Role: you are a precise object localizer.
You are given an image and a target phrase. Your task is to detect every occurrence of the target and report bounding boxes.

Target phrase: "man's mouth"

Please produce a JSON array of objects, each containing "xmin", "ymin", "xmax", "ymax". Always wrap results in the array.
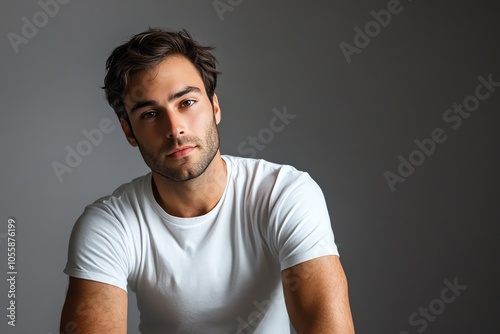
[{"xmin": 166, "ymin": 146, "xmax": 196, "ymax": 158}]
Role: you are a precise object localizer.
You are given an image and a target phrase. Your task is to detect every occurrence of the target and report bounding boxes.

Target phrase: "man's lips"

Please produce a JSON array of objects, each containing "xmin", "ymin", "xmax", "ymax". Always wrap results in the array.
[{"xmin": 166, "ymin": 146, "xmax": 196, "ymax": 158}]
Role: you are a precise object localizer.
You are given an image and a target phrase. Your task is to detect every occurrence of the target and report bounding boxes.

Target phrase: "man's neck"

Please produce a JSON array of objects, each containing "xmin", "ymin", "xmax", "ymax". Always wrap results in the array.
[{"xmin": 151, "ymin": 153, "xmax": 227, "ymax": 218}]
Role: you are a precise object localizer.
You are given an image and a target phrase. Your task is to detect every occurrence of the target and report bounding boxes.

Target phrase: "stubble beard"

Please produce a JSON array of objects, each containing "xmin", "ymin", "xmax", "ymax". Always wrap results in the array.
[{"xmin": 136, "ymin": 119, "xmax": 220, "ymax": 182}]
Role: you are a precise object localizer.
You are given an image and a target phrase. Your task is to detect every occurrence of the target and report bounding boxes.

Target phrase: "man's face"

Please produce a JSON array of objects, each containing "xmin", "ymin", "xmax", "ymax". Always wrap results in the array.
[{"xmin": 122, "ymin": 55, "xmax": 221, "ymax": 182}]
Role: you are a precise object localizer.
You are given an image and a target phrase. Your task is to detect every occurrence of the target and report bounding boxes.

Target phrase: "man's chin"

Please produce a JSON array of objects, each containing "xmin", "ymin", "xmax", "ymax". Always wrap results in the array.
[
  {"xmin": 147, "ymin": 146, "xmax": 218, "ymax": 183},
  {"xmin": 152, "ymin": 165, "xmax": 202, "ymax": 183}
]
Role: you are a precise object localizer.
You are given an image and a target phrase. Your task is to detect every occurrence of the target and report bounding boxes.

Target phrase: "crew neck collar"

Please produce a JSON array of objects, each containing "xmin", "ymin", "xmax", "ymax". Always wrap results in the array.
[{"xmin": 145, "ymin": 155, "xmax": 232, "ymax": 227}]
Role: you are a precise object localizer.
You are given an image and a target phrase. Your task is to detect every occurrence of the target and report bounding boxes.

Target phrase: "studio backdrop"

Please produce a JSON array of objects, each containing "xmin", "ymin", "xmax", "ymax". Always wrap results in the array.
[{"xmin": 1, "ymin": 0, "xmax": 498, "ymax": 333}]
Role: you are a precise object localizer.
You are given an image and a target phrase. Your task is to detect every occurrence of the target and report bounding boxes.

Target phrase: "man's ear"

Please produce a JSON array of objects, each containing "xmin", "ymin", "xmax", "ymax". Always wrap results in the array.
[
  {"xmin": 212, "ymin": 93, "xmax": 221, "ymax": 125},
  {"xmin": 120, "ymin": 118, "xmax": 138, "ymax": 147}
]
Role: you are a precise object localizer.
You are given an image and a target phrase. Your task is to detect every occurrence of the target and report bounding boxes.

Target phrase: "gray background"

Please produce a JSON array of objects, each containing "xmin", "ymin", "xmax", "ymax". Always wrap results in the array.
[{"xmin": 1, "ymin": 0, "xmax": 499, "ymax": 333}]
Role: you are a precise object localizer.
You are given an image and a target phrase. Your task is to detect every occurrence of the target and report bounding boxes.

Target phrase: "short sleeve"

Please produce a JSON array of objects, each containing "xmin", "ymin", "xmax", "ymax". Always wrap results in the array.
[
  {"xmin": 63, "ymin": 206, "xmax": 130, "ymax": 292},
  {"xmin": 269, "ymin": 171, "xmax": 339, "ymax": 271}
]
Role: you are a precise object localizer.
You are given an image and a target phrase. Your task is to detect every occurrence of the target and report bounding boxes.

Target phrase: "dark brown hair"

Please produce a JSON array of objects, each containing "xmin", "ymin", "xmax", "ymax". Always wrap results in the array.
[{"xmin": 103, "ymin": 28, "xmax": 219, "ymax": 120}]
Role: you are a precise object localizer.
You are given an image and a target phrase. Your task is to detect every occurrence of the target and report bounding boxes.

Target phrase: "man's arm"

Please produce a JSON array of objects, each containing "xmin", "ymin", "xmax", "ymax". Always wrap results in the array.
[
  {"xmin": 60, "ymin": 277, "xmax": 127, "ymax": 334},
  {"xmin": 281, "ymin": 255, "xmax": 354, "ymax": 334}
]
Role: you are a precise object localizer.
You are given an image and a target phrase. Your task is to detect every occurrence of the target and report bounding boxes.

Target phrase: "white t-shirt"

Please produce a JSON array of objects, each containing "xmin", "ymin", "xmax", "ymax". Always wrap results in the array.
[{"xmin": 64, "ymin": 155, "xmax": 339, "ymax": 334}]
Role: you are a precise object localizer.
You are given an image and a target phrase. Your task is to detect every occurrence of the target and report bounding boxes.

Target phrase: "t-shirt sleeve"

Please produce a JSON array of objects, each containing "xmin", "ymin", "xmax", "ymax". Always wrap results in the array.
[
  {"xmin": 63, "ymin": 206, "xmax": 130, "ymax": 292},
  {"xmin": 269, "ymin": 170, "xmax": 339, "ymax": 271}
]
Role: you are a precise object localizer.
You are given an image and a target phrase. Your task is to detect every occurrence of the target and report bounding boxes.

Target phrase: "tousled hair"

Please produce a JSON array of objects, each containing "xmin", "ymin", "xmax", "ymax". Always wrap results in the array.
[{"xmin": 102, "ymin": 28, "xmax": 220, "ymax": 120}]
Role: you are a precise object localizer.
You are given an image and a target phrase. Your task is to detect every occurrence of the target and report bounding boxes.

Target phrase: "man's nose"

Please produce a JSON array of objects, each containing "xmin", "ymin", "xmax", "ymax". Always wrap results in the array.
[{"xmin": 164, "ymin": 111, "xmax": 185, "ymax": 138}]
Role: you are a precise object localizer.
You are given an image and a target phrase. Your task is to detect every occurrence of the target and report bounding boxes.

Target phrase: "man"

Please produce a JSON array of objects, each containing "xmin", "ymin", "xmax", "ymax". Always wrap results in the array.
[{"xmin": 60, "ymin": 28, "xmax": 354, "ymax": 334}]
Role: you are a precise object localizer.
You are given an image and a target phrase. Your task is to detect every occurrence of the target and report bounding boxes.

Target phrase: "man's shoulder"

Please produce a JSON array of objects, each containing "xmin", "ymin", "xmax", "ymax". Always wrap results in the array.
[
  {"xmin": 223, "ymin": 155, "xmax": 312, "ymax": 190},
  {"xmin": 223, "ymin": 155, "xmax": 299, "ymax": 175},
  {"xmin": 84, "ymin": 173, "xmax": 151, "ymax": 217}
]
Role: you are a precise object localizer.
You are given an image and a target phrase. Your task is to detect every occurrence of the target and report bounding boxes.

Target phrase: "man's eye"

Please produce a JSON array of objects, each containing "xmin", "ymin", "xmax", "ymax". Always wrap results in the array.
[
  {"xmin": 140, "ymin": 111, "xmax": 158, "ymax": 120},
  {"xmin": 180, "ymin": 99, "xmax": 196, "ymax": 108}
]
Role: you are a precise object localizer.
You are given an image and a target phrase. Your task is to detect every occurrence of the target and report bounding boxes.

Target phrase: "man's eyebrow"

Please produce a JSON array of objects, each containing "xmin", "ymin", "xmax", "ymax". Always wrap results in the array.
[
  {"xmin": 129, "ymin": 86, "xmax": 203, "ymax": 114},
  {"xmin": 130, "ymin": 100, "xmax": 158, "ymax": 114},
  {"xmin": 168, "ymin": 86, "xmax": 202, "ymax": 102}
]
